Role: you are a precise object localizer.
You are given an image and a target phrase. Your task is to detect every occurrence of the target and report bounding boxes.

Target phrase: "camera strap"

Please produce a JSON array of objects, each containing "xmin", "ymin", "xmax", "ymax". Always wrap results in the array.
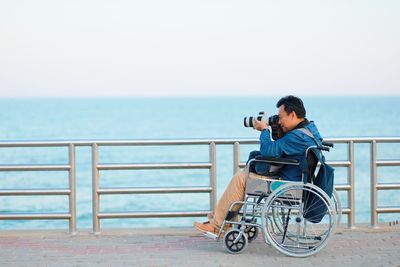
[{"xmin": 297, "ymin": 128, "xmax": 322, "ymax": 147}]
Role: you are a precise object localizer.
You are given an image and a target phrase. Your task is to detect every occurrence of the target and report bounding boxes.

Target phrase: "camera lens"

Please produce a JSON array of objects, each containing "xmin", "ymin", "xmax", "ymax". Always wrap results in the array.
[
  {"xmin": 244, "ymin": 111, "xmax": 268, "ymax": 128},
  {"xmin": 243, "ymin": 116, "xmax": 255, "ymax": 127}
]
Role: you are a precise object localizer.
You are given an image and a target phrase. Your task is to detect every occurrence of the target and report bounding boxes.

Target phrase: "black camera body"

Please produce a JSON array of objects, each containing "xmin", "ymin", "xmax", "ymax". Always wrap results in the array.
[
  {"xmin": 243, "ymin": 112, "xmax": 284, "ymax": 140},
  {"xmin": 268, "ymin": 114, "xmax": 285, "ymax": 140}
]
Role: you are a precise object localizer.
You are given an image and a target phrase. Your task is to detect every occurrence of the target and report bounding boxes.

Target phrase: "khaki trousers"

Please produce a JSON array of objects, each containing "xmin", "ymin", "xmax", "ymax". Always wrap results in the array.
[{"xmin": 210, "ymin": 171, "xmax": 247, "ymax": 228}]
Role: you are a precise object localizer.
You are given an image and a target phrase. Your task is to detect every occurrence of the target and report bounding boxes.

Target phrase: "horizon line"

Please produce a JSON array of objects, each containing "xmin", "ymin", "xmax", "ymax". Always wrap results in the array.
[{"xmin": 1, "ymin": 94, "xmax": 400, "ymax": 99}]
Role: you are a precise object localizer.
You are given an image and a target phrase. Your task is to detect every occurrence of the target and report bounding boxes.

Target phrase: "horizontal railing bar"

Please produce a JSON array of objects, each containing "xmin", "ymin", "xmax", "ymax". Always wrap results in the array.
[
  {"xmin": 0, "ymin": 164, "xmax": 70, "ymax": 171},
  {"xmin": 341, "ymin": 208, "xmax": 351, "ymax": 214},
  {"xmin": 95, "ymin": 139, "xmax": 259, "ymax": 146},
  {"xmin": 376, "ymin": 160, "xmax": 400, "ymax": 166},
  {"xmin": 0, "ymin": 139, "xmax": 258, "ymax": 147},
  {"xmin": 327, "ymin": 161, "xmax": 351, "ymax": 167},
  {"xmin": 0, "ymin": 142, "xmax": 72, "ymax": 147},
  {"xmin": 97, "ymin": 162, "xmax": 212, "ymax": 170},
  {"xmin": 98, "ymin": 186, "xmax": 213, "ymax": 195},
  {"xmin": 324, "ymin": 137, "xmax": 400, "ymax": 143},
  {"xmin": 376, "ymin": 207, "xmax": 400, "ymax": 213},
  {"xmin": 0, "ymin": 213, "xmax": 71, "ymax": 220},
  {"xmin": 334, "ymin": 185, "xmax": 352, "ymax": 191},
  {"xmin": 1, "ymin": 137, "xmax": 400, "ymax": 147},
  {"xmin": 238, "ymin": 163, "xmax": 246, "ymax": 168},
  {"xmin": 0, "ymin": 189, "xmax": 71, "ymax": 196},
  {"xmin": 376, "ymin": 184, "xmax": 400, "ymax": 190},
  {"xmin": 98, "ymin": 211, "xmax": 209, "ymax": 219}
]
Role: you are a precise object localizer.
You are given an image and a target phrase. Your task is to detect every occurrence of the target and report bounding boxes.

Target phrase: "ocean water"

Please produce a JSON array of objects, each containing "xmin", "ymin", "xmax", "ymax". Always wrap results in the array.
[{"xmin": 0, "ymin": 96, "xmax": 399, "ymax": 230}]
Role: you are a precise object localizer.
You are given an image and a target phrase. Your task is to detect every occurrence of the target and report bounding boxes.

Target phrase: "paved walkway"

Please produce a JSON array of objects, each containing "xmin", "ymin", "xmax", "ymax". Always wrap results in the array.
[{"xmin": 1, "ymin": 226, "xmax": 399, "ymax": 267}]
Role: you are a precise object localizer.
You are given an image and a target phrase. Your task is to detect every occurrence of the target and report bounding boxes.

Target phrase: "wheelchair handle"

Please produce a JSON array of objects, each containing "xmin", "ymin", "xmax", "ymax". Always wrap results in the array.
[
  {"xmin": 322, "ymin": 141, "xmax": 334, "ymax": 148},
  {"xmin": 319, "ymin": 146, "xmax": 330, "ymax": 152}
]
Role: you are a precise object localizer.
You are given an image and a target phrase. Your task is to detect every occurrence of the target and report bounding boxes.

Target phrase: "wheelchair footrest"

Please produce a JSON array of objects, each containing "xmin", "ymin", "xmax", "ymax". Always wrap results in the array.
[{"xmin": 203, "ymin": 231, "xmax": 218, "ymax": 240}]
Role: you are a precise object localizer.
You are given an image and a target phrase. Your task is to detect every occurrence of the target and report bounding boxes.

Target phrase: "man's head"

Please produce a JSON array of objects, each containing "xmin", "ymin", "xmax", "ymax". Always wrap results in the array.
[{"xmin": 276, "ymin": 95, "xmax": 306, "ymax": 133}]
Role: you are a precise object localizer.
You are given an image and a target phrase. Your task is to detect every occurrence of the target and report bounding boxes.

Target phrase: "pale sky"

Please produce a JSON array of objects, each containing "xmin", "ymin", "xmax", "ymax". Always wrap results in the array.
[{"xmin": 0, "ymin": 0, "xmax": 399, "ymax": 97}]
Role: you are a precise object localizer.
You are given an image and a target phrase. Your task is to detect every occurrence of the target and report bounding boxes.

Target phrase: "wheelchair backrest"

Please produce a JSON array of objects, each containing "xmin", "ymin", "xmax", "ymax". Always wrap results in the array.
[
  {"xmin": 302, "ymin": 146, "xmax": 335, "ymax": 223},
  {"xmin": 301, "ymin": 147, "xmax": 321, "ymax": 183}
]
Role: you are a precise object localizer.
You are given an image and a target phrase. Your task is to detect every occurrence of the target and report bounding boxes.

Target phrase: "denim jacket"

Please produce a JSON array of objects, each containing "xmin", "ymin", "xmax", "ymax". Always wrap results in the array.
[{"xmin": 256, "ymin": 120, "xmax": 323, "ymax": 181}]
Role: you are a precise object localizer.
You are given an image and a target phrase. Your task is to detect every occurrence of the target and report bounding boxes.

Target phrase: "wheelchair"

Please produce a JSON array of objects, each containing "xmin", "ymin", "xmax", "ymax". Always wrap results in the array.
[{"xmin": 204, "ymin": 142, "xmax": 342, "ymax": 257}]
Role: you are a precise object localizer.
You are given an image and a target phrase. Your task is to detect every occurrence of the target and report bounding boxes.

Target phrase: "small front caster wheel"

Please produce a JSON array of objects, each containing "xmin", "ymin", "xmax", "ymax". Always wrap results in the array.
[
  {"xmin": 224, "ymin": 229, "xmax": 248, "ymax": 254},
  {"xmin": 245, "ymin": 226, "xmax": 259, "ymax": 242}
]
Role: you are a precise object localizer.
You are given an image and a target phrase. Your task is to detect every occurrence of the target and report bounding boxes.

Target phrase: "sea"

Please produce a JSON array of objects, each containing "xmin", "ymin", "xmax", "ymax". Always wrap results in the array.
[{"xmin": 0, "ymin": 96, "xmax": 399, "ymax": 230}]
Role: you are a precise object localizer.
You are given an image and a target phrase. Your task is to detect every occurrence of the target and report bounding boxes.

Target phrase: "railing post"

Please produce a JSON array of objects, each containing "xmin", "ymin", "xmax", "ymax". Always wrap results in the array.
[
  {"xmin": 348, "ymin": 140, "xmax": 355, "ymax": 228},
  {"xmin": 68, "ymin": 144, "xmax": 77, "ymax": 235},
  {"xmin": 370, "ymin": 140, "xmax": 378, "ymax": 228},
  {"xmin": 233, "ymin": 142, "xmax": 240, "ymax": 174},
  {"xmin": 92, "ymin": 143, "xmax": 100, "ymax": 234},
  {"xmin": 209, "ymin": 142, "xmax": 217, "ymax": 211}
]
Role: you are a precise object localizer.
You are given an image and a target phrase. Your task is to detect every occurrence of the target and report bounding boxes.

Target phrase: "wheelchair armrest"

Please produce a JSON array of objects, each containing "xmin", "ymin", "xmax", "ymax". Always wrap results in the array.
[{"xmin": 253, "ymin": 156, "xmax": 299, "ymax": 165}]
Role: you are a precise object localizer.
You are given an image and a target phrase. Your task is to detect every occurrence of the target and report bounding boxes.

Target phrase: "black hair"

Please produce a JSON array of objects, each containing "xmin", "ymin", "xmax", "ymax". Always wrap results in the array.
[{"xmin": 276, "ymin": 95, "xmax": 306, "ymax": 118}]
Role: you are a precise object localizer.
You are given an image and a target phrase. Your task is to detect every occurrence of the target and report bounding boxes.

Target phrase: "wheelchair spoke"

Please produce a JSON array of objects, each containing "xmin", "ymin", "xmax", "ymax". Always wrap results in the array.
[
  {"xmin": 281, "ymin": 208, "xmax": 291, "ymax": 244},
  {"xmin": 296, "ymin": 218, "xmax": 301, "ymax": 246}
]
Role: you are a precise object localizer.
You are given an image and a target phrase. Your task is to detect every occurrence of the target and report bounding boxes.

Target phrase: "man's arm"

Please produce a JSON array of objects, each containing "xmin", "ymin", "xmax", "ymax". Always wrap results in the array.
[
  {"xmin": 254, "ymin": 117, "xmax": 284, "ymax": 157},
  {"xmin": 259, "ymin": 129, "xmax": 284, "ymax": 157}
]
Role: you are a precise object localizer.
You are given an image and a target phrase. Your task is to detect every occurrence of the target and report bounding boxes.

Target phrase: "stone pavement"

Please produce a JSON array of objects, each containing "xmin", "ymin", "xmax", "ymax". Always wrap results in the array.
[{"xmin": 0, "ymin": 226, "xmax": 399, "ymax": 267}]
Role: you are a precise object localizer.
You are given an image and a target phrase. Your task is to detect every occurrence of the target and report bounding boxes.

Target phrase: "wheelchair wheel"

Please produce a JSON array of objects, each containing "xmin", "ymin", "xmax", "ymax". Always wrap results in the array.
[
  {"xmin": 245, "ymin": 225, "xmax": 259, "ymax": 242},
  {"xmin": 270, "ymin": 199, "xmax": 291, "ymax": 235},
  {"xmin": 261, "ymin": 183, "xmax": 337, "ymax": 257},
  {"xmin": 224, "ymin": 229, "xmax": 248, "ymax": 254},
  {"xmin": 270, "ymin": 189, "xmax": 342, "ymax": 238},
  {"xmin": 237, "ymin": 218, "xmax": 259, "ymax": 242},
  {"xmin": 269, "ymin": 199, "xmax": 315, "ymax": 245}
]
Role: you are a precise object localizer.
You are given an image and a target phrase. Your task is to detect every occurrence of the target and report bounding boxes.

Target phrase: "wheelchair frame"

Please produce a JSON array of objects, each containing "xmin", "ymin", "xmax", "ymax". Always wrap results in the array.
[{"xmin": 203, "ymin": 144, "xmax": 341, "ymax": 257}]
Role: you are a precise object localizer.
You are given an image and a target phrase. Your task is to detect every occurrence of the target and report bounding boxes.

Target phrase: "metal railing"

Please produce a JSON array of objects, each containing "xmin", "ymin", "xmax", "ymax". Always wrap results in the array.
[
  {"xmin": 0, "ymin": 142, "xmax": 77, "ymax": 234},
  {"xmin": 370, "ymin": 139, "xmax": 400, "ymax": 228},
  {"xmin": 1, "ymin": 137, "xmax": 399, "ymax": 232},
  {"xmin": 91, "ymin": 140, "xmax": 219, "ymax": 234}
]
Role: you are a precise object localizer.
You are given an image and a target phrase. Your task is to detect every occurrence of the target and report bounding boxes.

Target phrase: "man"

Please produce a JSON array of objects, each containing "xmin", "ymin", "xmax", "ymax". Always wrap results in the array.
[{"xmin": 194, "ymin": 95, "xmax": 323, "ymax": 234}]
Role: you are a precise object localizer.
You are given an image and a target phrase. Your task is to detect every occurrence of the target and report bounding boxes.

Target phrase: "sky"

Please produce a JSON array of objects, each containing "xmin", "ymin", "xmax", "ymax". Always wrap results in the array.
[{"xmin": 0, "ymin": 0, "xmax": 399, "ymax": 97}]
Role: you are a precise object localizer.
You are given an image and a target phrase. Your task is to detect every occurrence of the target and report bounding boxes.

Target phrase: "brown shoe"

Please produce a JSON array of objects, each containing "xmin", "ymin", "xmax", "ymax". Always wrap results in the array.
[{"xmin": 193, "ymin": 221, "xmax": 219, "ymax": 234}]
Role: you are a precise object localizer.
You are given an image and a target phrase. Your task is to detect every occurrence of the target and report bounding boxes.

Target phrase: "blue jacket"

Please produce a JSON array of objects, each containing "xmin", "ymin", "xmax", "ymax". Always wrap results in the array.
[{"xmin": 258, "ymin": 121, "xmax": 323, "ymax": 181}]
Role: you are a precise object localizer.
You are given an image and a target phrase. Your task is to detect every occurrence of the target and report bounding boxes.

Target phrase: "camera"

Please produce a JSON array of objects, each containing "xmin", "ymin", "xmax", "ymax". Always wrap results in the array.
[
  {"xmin": 243, "ymin": 111, "xmax": 267, "ymax": 128},
  {"xmin": 243, "ymin": 112, "xmax": 284, "ymax": 140}
]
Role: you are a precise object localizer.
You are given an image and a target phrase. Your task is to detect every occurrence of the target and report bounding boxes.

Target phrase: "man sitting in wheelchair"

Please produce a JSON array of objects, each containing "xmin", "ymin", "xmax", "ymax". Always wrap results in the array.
[{"xmin": 193, "ymin": 95, "xmax": 337, "ymax": 257}]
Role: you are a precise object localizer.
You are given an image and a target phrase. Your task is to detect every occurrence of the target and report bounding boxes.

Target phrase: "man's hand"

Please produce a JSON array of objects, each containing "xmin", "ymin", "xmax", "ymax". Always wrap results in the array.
[{"xmin": 254, "ymin": 118, "xmax": 268, "ymax": 131}]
